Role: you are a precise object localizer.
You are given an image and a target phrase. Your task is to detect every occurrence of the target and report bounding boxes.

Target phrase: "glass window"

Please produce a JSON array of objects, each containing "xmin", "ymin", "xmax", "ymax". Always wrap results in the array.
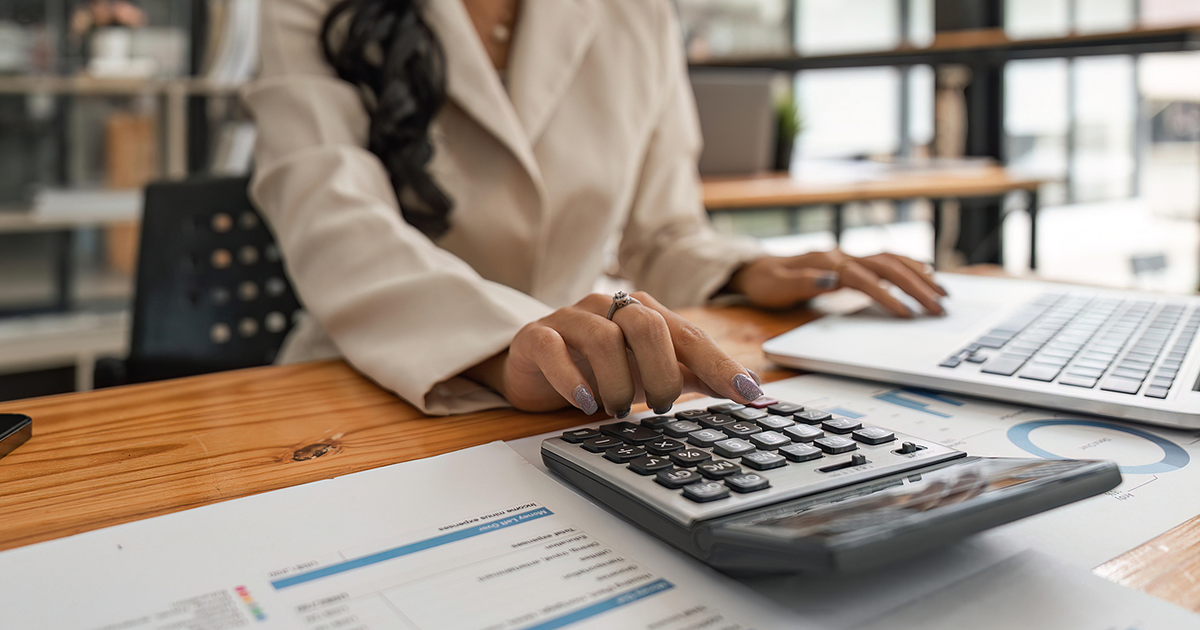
[
  {"xmin": 796, "ymin": 0, "xmax": 899, "ymax": 55},
  {"xmin": 678, "ymin": 0, "xmax": 792, "ymax": 60}
]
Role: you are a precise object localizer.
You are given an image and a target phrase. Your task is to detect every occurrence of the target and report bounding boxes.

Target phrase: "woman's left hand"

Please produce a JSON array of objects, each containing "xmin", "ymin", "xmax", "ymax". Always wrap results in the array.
[{"xmin": 727, "ymin": 250, "xmax": 948, "ymax": 317}]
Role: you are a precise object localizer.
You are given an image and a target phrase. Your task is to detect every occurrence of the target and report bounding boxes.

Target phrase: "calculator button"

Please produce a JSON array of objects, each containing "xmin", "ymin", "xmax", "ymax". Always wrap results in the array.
[
  {"xmin": 782, "ymin": 424, "xmax": 824, "ymax": 443},
  {"xmin": 627, "ymin": 455, "xmax": 674, "ymax": 475},
  {"xmin": 748, "ymin": 431, "xmax": 792, "ymax": 450},
  {"xmin": 1144, "ymin": 386, "xmax": 1169, "ymax": 399},
  {"xmin": 662, "ymin": 420, "xmax": 704, "ymax": 438},
  {"xmin": 673, "ymin": 409, "xmax": 710, "ymax": 421},
  {"xmin": 599, "ymin": 422, "xmax": 659, "ymax": 443},
  {"xmin": 656, "ymin": 468, "xmax": 703, "ymax": 489},
  {"xmin": 745, "ymin": 397, "xmax": 779, "ymax": 409},
  {"xmin": 853, "ymin": 427, "xmax": 896, "ymax": 445},
  {"xmin": 582, "ymin": 436, "xmax": 623, "ymax": 452},
  {"xmin": 604, "ymin": 445, "xmax": 646, "ymax": 463},
  {"xmin": 778, "ymin": 443, "xmax": 823, "ymax": 462},
  {"xmin": 725, "ymin": 473, "xmax": 771, "ymax": 493},
  {"xmin": 707, "ymin": 402, "xmax": 745, "ymax": 414},
  {"xmin": 645, "ymin": 438, "xmax": 685, "ymax": 455},
  {"xmin": 821, "ymin": 417, "xmax": 863, "ymax": 434},
  {"xmin": 687, "ymin": 429, "xmax": 729, "ymax": 448},
  {"xmin": 731, "ymin": 408, "xmax": 769, "ymax": 422},
  {"xmin": 712, "ymin": 438, "xmax": 757, "ymax": 458},
  {"xmin": 697, "ymin": 413, "xmax": 737, "ymax": 429},
  {"xmin": 639, "ymin": 415, "xmax": 675, "ymax": 430},
  {"xmin": 767, "ymin": 402, "xmax": 805, "ymax": 416},
  {"xmin": 755, "ymin": 415, "xmax": 795, "ymax": 430},
  {"xmin": 795, "ymin": 410, "xmax": 832, "ymax": 425},
  {"xmin": 669, "ymin": 449, "xmax": 712, "ymax": 467},
  {"xmin": 819, "ymin": 453, "xmax": 870, "ymax": 473},
  {"xmin": 697, "ymin": 459, "xmax": 742, "ymax": 479},
  {"xmin": 682, "ymin": 482, "xmax": 730, "ymax": 503},
  {"xmin": 742, "ymin": 451, "xmax": 788, "ymax": 471},
  {"xmin": 561, "ymin": 428, "xmax": 600, "ymax": 443},
  {"xmin": 722, "ymin": 422, "xmax": 763, "ymax": 438},
  {"xmin": 814, "ymin": 436, "xmax": 858, "ymax": 454}
]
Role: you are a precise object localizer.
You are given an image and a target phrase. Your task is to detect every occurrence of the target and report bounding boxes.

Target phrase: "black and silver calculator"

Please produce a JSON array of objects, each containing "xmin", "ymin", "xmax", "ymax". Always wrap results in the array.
[{"xmin": 541, "ymin": 399, "xmax": 1121, "ymax": 574}]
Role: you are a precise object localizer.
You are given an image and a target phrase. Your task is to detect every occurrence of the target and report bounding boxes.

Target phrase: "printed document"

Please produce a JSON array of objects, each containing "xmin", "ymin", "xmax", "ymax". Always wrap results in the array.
[{"xmin": 2, "ymin": 442, "xmax": 800, "ymax": 630}]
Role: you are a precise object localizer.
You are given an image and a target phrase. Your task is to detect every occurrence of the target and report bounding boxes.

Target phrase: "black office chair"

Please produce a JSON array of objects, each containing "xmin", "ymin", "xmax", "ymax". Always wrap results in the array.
[{"xmin": 94, "ymin": 176, "xmax": 303, "ymax": 387}]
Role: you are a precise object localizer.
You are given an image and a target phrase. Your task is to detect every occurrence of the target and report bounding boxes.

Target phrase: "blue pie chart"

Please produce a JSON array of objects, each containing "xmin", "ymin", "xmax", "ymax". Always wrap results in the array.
[{"xmin": 1007, "ymin": 420, "xmax": 1190, "ymax": 474}]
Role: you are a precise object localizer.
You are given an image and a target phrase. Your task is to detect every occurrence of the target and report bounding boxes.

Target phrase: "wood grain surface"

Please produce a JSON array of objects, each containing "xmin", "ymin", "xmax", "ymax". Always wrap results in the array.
[
  {"xmin": 0, "ymin": 301, "xmax": 1197, "ymax": 613},
  {"xmin": 0, "ymin": 304, "xmax": 813, "ymax": 552},
  {"xmin": 701, "ymin": 166, "xmax": 1041, "ymax": 210}
]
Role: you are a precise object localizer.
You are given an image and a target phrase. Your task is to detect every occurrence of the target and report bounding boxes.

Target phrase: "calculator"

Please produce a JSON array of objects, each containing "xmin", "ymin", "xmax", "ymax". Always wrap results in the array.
[{"xmin": 541, "ymin": 399, "xmax": 1122, "ymax": 574}]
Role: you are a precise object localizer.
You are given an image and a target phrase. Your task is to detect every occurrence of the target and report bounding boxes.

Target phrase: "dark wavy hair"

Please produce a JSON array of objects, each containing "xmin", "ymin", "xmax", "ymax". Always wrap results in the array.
[{"xmin": 321, "ymin": 0, "xmax": 453, "ymax": 239}]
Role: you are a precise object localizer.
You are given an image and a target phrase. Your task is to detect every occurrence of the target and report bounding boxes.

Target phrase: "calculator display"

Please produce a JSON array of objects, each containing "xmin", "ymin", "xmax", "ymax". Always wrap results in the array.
[{"xmin": 723, "ymin": 458, "xmax": 1101, "ymax": 540}]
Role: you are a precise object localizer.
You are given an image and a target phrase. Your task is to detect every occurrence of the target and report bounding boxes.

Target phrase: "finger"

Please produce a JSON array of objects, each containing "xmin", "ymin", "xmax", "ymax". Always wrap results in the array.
[
  {"xmin": 893, "ymin": 255, "xmax": 949, "ymax": 297},
  {"xmin": 632, "ymin": 292, "xmax": 764, "ymax": 403},
  {"xmin": 857, "ymin": 256, "xmax": 945, "ymax": 315},
  {"xmin": 547, "ymin": 309, "xmax": 637, "ymax": 417},
  {"xmin": 512, "ymin": 325, "xmax": 599, "ymax": 414},
  {"xmin": 678, "ymin": 363, "xmax": 722, "ymax": 398},
  {"xmin": 837, "ymin": 261, "xmax": 913, "ymax": 318},
  {"xmin": 610, "ymin": 304, "xmax": 683, "ymax": 414}
]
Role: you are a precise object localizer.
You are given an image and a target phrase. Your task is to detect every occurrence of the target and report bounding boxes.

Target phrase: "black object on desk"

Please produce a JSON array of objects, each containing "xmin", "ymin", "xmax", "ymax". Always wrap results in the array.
[{"xmin": 0, "ymin": 414, "xmax": 32, "ymax": 460}]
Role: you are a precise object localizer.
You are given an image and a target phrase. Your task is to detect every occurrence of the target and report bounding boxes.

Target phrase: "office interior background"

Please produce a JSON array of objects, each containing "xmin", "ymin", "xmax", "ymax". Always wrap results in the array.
[{"xmin": 0, "ymin": 0, "xmax": 1197, "ymax": 401}]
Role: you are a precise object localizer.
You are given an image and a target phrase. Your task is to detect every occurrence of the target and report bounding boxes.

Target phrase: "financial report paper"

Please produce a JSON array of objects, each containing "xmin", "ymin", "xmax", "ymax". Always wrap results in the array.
[{"xmin": 1, "ymin": 442, "xmax": 799, "ymax": 630}]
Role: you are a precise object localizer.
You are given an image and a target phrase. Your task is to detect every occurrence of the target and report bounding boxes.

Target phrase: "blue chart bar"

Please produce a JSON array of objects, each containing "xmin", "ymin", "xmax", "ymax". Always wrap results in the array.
[
  {"xmin": 523, "ymin": 579, "xmax": 675, "ymax": 630},
  {"xmin": 873, "ymin": 391, "xmax": 953, "ymax": 418},
  {"xmin": 901, "ymin": 388, "xmax": 964, "ymax": 407},
  {"xmin": 272, "ymin": 508, "xmax": 554, "ymax": 589}
]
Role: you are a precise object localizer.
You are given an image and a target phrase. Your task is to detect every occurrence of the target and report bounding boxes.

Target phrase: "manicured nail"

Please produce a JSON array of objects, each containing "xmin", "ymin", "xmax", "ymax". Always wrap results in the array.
[
  {"xmin": 573, "ymin": 385, "xmax": 598, "ymax": 415},
  {"xmin": 748, "ymin": 369, "xmax": 762, "ymax": 385},
  {"xmin": 653, "ymin": 404, "xmax": 673, "ymax": 415},
  {"xmin": 934, "ymin": 283, "xmax": 950, "ymax": 296},
  {"xmin": 732, "ymin": 373, "xmax": 763, "ymax": 402},
  {"xmin": 616, "ymin": 407, "xmax": 631, "ymax": 419},
  {"xmin": 815, "ymin": 271, "xmax": 840, "ymax": 289}
]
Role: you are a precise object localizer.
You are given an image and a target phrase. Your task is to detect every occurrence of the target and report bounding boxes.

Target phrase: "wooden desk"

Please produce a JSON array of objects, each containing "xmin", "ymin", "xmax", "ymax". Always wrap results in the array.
[
  {"xmin": 701, "ymin": 165, "xmax": 1045, "ymax": 269},
  {"xmin": 0, "ymin": 304, "xmax": 1195, "ymax": 611}
]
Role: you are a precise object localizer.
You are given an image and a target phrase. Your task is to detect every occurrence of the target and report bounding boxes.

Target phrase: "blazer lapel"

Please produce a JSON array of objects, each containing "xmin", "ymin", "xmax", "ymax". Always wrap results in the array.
[
  {"xmin": 423, "ymin": 0, "xmax": 543, "ymax": 191},
  {"xmin": 507, "ymin": 0, "xmax": 600, "ymax": 144}
]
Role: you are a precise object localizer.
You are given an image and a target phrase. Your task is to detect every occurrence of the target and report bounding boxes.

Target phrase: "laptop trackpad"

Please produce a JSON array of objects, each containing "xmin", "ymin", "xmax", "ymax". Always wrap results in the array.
[{"xmin": 812, "ymin": 286, "xmax": 1001, "ymax": 335}]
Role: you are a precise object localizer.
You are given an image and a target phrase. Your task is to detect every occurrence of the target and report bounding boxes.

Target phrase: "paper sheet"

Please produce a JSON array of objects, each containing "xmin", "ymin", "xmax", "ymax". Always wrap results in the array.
[
  {"xmin": 850, "ymin": 550, "xmax": 1199, "ymax": 630},
  {"xmin": 1, "ymin": 443, "xmax": 804, "ymax": 630}
]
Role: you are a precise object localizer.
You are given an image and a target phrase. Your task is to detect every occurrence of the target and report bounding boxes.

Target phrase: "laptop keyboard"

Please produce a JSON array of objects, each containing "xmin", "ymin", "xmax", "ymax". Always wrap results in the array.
[{"xmin": 940, "ymin": 293, "xmax": 1199, "ymax": 399}]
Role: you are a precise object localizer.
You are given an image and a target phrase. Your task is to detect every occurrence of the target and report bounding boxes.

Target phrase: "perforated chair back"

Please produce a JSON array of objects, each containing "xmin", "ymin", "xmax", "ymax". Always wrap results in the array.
[{"xmin": 121, "ymin": 176, "xmax": 302, "ymax": 383}]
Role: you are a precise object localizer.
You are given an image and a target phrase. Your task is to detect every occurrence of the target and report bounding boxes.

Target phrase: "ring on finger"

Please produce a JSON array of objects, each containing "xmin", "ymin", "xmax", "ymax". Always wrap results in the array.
[{"xmin": 606, "ymin": 291, "xmax": 641, "ymax": 320}]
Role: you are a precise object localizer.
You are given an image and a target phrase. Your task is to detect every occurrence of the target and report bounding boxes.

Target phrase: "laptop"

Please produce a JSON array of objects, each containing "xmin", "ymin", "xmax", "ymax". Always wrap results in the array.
[{"xmin": 762, "ymin": 274, "xmax": 1200, "ymax": 429}]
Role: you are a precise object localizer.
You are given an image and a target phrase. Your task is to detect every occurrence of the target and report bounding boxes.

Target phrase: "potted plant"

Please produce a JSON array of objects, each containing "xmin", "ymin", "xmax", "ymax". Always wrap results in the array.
[{"xmin": 773, "ymin": 92, "xmax": 802, "ymax": 172}]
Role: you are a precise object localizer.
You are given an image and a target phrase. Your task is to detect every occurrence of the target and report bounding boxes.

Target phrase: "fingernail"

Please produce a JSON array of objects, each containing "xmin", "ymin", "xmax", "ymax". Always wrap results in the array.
[
  {"xmin": 748, "ymin": 369, "xmax": 762, "ymax": 385},
  {"xmin": 653, "ymin": 404, "xmax": 673, "ymax": 415},
  {"xmin": 616, "ymin": 407, "xmax": 631, "ymax": 419},
  {"xmin": 732, "ymin": 373, "xmax": 763, "ymax": 402},
  {"xmin": 815, "ymin": 271, "xmax": 840, "ymax": 289},
  {"xmin": 935, "ymin": 283, "xmax": 950, "ymax": 296},
  {"xmin": 573, "ymin": 385, "xmax": 598, "ymax": 415}
]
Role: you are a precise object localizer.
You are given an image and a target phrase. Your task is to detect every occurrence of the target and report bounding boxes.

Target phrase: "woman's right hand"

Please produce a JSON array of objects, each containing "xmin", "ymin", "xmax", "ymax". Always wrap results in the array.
[{"xmin": 465, "ymin": 291, "xmax": 764, "ymax": 417}]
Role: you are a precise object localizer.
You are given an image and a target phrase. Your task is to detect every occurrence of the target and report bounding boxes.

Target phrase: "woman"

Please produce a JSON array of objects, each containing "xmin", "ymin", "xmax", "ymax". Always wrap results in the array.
[{"xmin": 244, "ymin": 0, "xmax": 945, "ymax": 418}]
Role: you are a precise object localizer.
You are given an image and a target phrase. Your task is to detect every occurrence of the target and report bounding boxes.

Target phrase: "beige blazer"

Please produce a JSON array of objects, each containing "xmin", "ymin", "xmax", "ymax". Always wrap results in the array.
[{"xmin": 244, "ymin": 0, "xmax": 764, "ymax": 414}]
